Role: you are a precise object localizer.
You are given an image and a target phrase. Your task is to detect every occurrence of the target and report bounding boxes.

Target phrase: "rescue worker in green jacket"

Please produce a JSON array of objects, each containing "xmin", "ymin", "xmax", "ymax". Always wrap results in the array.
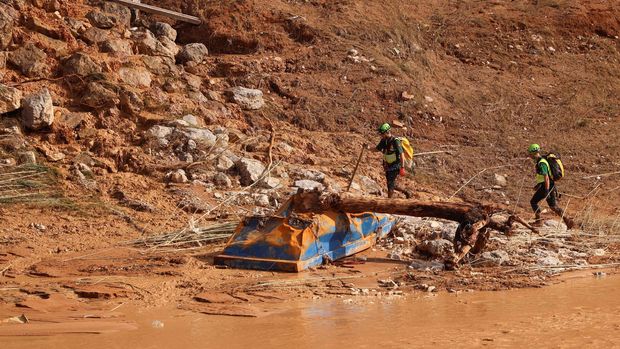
[
  {"xmin": 373, "ymin": 123, "xmax": 407, "ymax": 198},
  {"xmin": 528, "ymin": 144, "xmax": 575, "ymax": 229}
]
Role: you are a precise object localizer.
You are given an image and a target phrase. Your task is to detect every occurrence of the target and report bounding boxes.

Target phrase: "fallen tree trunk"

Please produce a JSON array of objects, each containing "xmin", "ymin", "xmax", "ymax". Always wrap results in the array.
[
  {"xmin": 292, "ymin": 191, "xmax": 493, "ymax": 221},
  {"xmin": 292, "ymin": 191, "xmax": 537, "ymax": 269}
]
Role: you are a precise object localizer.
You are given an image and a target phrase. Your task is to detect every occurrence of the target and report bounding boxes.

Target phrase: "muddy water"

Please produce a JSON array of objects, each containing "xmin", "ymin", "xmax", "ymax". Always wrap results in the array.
[{"xmin": 4, "ymin": 274, "xmax": 620, "ymax": 349}]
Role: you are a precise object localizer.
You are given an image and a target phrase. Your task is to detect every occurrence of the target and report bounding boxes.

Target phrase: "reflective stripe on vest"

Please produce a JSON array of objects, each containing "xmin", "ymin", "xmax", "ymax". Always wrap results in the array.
[
  {"xmin": 384, "ymin": 153, "xmax": 398, "ymax": 164},
  {"xmin": 536, "ymin": 158, "xmax": 550, "ymax": 184}
]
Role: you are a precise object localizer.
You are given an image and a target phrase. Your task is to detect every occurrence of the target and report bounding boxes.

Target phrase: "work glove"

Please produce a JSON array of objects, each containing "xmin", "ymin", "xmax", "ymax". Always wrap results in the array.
[{"xmin": 399, "ymin": 167, "xmax": 406, "ymax": 177}]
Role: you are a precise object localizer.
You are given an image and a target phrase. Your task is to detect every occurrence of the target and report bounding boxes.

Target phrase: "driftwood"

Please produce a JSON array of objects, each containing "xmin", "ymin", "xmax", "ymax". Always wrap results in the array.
[{"xmin": 292, "ymin": 191, "xmax": 537, "ymax": 269}]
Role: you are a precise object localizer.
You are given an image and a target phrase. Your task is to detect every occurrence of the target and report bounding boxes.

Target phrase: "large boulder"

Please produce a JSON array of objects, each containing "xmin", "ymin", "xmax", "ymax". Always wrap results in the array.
[
  {"xmin": 236, "ymin": 158, "xmax": 266, "ymax": 186},
  {"xmin": 86, "ymin": 10, "xmax": 117, "ymax": 29},
  {"xmin": 176, "ymin": 43, "xmax": 208, "ymax": 64},
  {"xmin": 119, "ymin": 67, "xmax": 152, "ymax": 88},
  {"xmin": 0, "ymin": 6, "xmax": 13, "ymax": 50},
  {"xmin": 21, "ymin": 88, "xmax": 54, "ymax": 130},
  {"xmin": 151, "ymin": 22, "xmax": 177, "ymax": 41},
  {"xmin": 8, "ymin": 43, "xmax": 48, "ymax": 77},
  {"xmin": 226, "ymin": 87, "xmax": 265, "ymax": 110},
  {"xmin": 0, "ymin": 84, "xmax": 22, "ymax": 114},
  {"xmin": 62, "ymin": 52, "xmax": 102, "ymax": 76}
]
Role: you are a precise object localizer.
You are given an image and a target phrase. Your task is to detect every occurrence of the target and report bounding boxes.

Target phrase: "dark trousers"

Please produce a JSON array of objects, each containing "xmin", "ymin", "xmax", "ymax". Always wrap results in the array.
[
  {"xmin": 530, "ymin": 182, "xmax": 558, "ymax": 213},
  {"xmin": 385, "ymin": 169, "xmax": 399, "ymax": 192}
]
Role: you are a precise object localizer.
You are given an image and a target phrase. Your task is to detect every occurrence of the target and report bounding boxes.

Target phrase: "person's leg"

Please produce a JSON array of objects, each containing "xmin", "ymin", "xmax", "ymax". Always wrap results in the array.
[
  {"xmin": 530, "ymin": 184, "xmax": 547, "ymax": 224},
  {"xmin": 547, "ymin": 185, "xmax": 575, "ymax": 229},
  {"xmin": 385, "ymin": 170, "xmax": 398, "ymax": 198}
]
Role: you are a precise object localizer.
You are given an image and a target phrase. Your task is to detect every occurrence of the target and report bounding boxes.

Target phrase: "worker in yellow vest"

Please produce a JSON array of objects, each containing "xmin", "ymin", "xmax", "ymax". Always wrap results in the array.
[
  {"xmin": 371, "ymin": 123, "xmax": 410, "ymax": 198},
  {"xmin": 528, "ymin": 144, "xmax": 575, "ymax": 229}
]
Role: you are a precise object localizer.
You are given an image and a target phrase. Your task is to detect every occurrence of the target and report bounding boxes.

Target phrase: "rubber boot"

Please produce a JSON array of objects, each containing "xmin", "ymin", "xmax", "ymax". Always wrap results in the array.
[
  {"xmin": 563, "ymin": 216, "xmax": 575, "ymax": 230},
  {"xmin": 532, "ymin": 213, "xmax": 543, "ymax": 227}
]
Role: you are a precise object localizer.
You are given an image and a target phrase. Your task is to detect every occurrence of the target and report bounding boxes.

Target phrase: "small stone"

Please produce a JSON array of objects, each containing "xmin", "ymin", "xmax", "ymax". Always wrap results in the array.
[
  {"xmin": 418, "ymin": 239, "xmax": 453, "ymax": 258},
  {"xmin": 166, "ymin": 169, "xmax": 188, "ymax": 184},
  {"xmin": 262, "ymin": 177, "xmax": 281, "ymax": 189},
  {"xmin": 236, "ymin": 158, "xmax": 266, "ymax": 186},
  {"xmin": 21, "ymin": 88, "xmax": 54, "ymax": 130},
  {"xmin": 293, "ymin": 179, "xmax": 324, "ymax": 191},
  {"xmin": 216, "ymin": 155, "xmax": 235, "ymax": 172},
  {"xmin": 593, "ymin": 249, "xmax": 605, "ymax": 256},
  {"xmin": 0, "ymin": 84, "xmax": 22, "ymax": 114},
  {"xmin": 17, "ymin": 151, "xmax": 37, "ymax": 165},
  {"xmin": 494, "ymin": 173, "xmax": 507, "ymax": 187},
  {"xmin": 538, "ymin": 255, "xmax": 561, "ymax": 266},
  {"xmin": 426, "ymin": 285, "xmax": 436, "ymax": 293},
  {"xmin": 401, "ymin": 91, "xmax": 415, "ymax": 100},
  {"xmin": 254, "ymin": 194, "xmax": 270, "ymax": 207},
  {"xmin": 212, "ymin": 172, "xmax": 232, "ymax": 188},
  {"xmin": 424, "ymin": 96, "xmax": 434, "ymax": 103},
  {"xmin": 226, "ymin": 87, "xmax": 265, "ymax": 110}
]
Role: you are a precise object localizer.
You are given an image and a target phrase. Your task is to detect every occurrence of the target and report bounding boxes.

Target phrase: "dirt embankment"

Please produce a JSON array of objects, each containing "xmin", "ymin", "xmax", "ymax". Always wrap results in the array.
[{"xmin": 0, "ymin": 0, "xmax": 619, "ymax": 332}]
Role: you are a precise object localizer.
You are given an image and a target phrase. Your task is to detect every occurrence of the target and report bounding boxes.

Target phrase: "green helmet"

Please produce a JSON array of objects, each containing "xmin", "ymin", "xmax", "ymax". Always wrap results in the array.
[
  {"xmin": 528, "ymin": 143, "xmax": 541, "ymax": 153},
  {"xmin": 379, "ymin": 123, "xmax": 391, "ymax": 134}
]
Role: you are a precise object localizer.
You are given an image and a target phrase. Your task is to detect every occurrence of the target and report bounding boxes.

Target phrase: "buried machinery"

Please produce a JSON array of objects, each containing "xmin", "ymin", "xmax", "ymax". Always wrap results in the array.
[{"xmin": 215, "ymin": 190, "xmax": 537, "ymax": 272}]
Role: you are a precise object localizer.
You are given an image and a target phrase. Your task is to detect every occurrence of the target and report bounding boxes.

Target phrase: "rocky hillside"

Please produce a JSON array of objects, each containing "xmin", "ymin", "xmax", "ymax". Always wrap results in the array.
[{"xmin": 0, "ymin": 0, "xmax": 618, "ymax": 241}]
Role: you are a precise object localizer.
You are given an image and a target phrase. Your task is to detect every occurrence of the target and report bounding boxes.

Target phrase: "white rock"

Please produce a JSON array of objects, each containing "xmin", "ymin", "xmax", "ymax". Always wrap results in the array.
[
  {"xmin": 21, "ymin": 88, "xmax": 54, "ymax": 130},
  {"xmin": 226, "ymin": 87, "xmax": 265, "ymax": 110},
  {"xmin": 236, "ymin": 158, "xmax": 266, "ymax": 186},
  {"xmin": 167, "ymin": 169, "xmax": 187, "ymax": 183},
  {"xmin": 293, "ymin": 179, "xmax": 324, "ymax": 191}
]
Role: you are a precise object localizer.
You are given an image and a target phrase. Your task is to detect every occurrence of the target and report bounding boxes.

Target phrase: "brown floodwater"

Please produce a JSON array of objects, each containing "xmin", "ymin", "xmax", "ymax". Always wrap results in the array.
[{"xmin": 3, "ymin": 274, "xmax": 620, "ymax": 349}]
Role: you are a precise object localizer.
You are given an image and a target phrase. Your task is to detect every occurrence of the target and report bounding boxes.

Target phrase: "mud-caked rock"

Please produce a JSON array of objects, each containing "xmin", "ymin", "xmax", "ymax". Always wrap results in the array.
[
  {"xmin": 81, "ymin": 82, "xmax": 119, "ymax": 108},
  {"xmin": 133, "ymin": 29, "xmax": 175, "ymax": 59},
  {"xmin": 176, "ymin": 43, "xmax": 208, "ymax": 64},
  {"xmin": 166, "ymin": 169, "xmax": 188, "ymax": 184},
  {"xmin": 102, "ymin": 2, "xmax": 132, "ymax": 27},
  {"xmin": 175, "ymin": 128, "xmax": 217, "ymax": 147},
  {"xmin": 291, "ymin": 168, "xmax": 325, "ymax": 182},
  {"xmin": 21, "ymin": 88, "xmax": 54, "ymax": 130},
  {"xmin": 100, "ymin": 39, "xmax": 133, "ymax": 55},
  {"xmin": 151, "ymin": 22, "xmax": 177, "ymax": 41},
  {"xmin": 213, "ymin": 172, "xmax": 232, "ymax": 188},
  {"xmin": 216, "ymin": 155, "xmax": 235, "ymax": 172},
  {"xmin": 119, "ymin": 88, "xmax": 144, "ymax": 115},
  {"xmin": 80, "ymin": 27, "xmax": 110, "ymax": 45},
  {"xmin": 0, "ymin": 84, "xmax": 22, "ymax": 114},
  {"xmin": 8, "ymin": 43, "xmax": 48, "ymax": 77},
  {"xmin": 0, "ymin": 6, "xmax": 14, "ymax": 50},
  {"xmin": 86, "ymin": 10, "xmax": 117, "ymax": 29},
  {"xmin": 418, "ymin": 239, "xmax": 453, "ymax": 258},
  {"xmin": 478, "ymin": 250, "xmax": 510, "ymax": 267},
  {"xmin": 62, "ymin": 52, "xmax": 102, "ymax": 77},
  {"xmin": 358, "ymin": 175, "xmax": 382, "ymax": 195},
  {"xmin": 226, "ymin": 87, "xmax": 265, "ymax": 110},
  {"xmin": 236, "ymin": 158, "xmax": 266, "ymax": 186},
  {"xmin": 119, "ymin": 67, "xmax": 152, "ymax": 88},
  {"xmin": 17, "ymin": 151, "xmax": 36, "ymax": 165}
]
